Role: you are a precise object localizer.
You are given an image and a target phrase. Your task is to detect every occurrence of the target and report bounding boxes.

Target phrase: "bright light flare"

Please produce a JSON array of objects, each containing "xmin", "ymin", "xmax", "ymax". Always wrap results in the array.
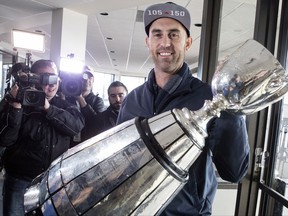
[{"xmin": 60, "ymin": 57, "xmax": 84, "ymax": 74}]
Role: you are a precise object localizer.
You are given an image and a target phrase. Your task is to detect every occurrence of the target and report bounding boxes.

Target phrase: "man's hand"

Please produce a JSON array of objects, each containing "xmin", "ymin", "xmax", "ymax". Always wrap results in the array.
[
  {"xmin": 43, "ymin": 98, "xmax": 50, "ymax": 111},
  {"xmin": 8, "ymin": 84, "xmax": 22, "ymax": 109},
  {"xmin": 75, "ymin": 94, "xmax": 87, "ymax": 108},
  {"xmin": 9, "ymin": 84, "xmax": 19, "ymax": 98}
]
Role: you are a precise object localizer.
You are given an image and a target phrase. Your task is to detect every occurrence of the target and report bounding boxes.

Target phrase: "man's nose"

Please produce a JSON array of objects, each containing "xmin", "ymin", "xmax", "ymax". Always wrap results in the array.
[{"xmin": 161, "ymin": 35, "xmax": 171, "ymax": 48}]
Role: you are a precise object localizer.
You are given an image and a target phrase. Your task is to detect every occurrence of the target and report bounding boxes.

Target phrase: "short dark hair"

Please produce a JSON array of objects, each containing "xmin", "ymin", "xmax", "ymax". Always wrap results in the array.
[
  {"xmin": 108, "ymin": 81, "xmax": 128, "ymax": 94},
  {"xmin": 31, "ymin": 59, "xmax": 58, "ymax": 74}
]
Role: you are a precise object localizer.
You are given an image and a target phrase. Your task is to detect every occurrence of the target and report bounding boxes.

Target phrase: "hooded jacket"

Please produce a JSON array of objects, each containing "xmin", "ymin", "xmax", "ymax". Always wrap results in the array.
[
  {"xmin": 117, "ymin": 63, "xmax": 250, "ymax": 215},
  {"xmin": 0, "ymin": 96, "xmax": 85, "ymax": 180}
]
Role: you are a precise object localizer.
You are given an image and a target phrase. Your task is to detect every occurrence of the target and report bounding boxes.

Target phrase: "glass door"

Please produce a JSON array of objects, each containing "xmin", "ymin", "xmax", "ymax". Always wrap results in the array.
[
  {"xmin": 0, "ymin": 50, "xmax": 17, "ymax": 100},
  {"xmin": 235, "ymin": 0, "xmax": 288, "ymax": 215}
]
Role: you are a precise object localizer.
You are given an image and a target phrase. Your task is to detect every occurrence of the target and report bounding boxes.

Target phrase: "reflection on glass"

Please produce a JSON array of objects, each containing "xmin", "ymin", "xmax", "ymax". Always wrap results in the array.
[
  {"xmin": 264, "ymin": 192, "xmax": 288, "ymax": 215},
  {"xmin": 275, "ymin": 118, "xmax": 288, "ymax": 182},
  {"xmin": 218, "ymin": 0, "xmax": 256, "ymax": 60}
]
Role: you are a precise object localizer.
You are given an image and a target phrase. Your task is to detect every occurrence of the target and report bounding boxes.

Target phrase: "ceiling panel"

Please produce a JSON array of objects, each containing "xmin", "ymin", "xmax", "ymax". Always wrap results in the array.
[{"xmin": 0, "ymin": 0, "xmax": 256, "ymax": 77}]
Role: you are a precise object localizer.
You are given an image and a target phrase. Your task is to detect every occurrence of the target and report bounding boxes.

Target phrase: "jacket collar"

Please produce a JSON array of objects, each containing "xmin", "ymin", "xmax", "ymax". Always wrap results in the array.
[{"xmin": 147, "ymin": 62, "xmax": 190, "ymax": 94}]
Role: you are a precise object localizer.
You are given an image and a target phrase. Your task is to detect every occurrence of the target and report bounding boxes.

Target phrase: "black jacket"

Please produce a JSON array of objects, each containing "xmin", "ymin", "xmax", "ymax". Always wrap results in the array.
[
  {"xmin": 117, "ymin": 63, "xmax": 250, "ymax": 215},
  {"xmin": 0, "ymin": 96, "xmax": 85, "ymax": 180},
  {"xmin": 84, "ymin": 92, "xmax": 105, "ymax": 114},
  {"xmin": 85, "ymin": 106, "xmax": 118, "ymax": 139},
  {"xmin": 66, "ymin": 92, "xmax": 105, "ymax": 144}
]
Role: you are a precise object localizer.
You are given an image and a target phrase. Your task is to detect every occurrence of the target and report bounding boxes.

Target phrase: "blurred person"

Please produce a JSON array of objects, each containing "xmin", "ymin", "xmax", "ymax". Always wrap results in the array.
[
  {"xmin": 117, "ymin": 2, "xmax": 250, "ymax": 216},
  {"xmin": 75, "ymin": 65, "xmax": 105, "ymax": 114},
  {"xmin": 86, "ymin": 81, "xmax": 128, "ymax": 137},
  {"xmin": 66, "ymin": 65, "xmax": 106, "ymax": 145},
  {"xmin": 0, "ymin": 59, "xmax": 85, "ymax": 216}
]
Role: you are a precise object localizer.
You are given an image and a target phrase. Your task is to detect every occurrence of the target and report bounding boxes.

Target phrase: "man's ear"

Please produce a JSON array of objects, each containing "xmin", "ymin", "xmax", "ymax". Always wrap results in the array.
[
  {"xmin": 145, "ymin": 36, "xmax": 150, "ymax": 49},
  {"xmin": 185, "ymin": 37, "xmax": 193, "ymax": 51}
]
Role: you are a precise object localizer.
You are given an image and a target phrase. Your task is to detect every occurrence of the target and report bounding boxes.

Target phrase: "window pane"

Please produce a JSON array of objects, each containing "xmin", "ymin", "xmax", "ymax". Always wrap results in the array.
[
  {"xmin": 120, "ymin": 76, "xmax": 146, "ymax": 93},
  {"xmin": 93, "ymin": 72, "xmax": 114, "ymax": 107},
  {"xmin": 218, "ymin": 1, "xmax": 255, "ymax": 62}
]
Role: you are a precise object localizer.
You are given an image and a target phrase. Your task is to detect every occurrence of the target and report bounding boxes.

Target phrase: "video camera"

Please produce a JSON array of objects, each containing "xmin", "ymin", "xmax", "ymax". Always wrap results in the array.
[
  {"xmin": 59, "ymin": 70, "xmax": 83, "ymax": 97},
  {"xmin": 58, "ymin": 58, "xmax": 93, "ymax": 97},
  {"xmin": 9, "ymin": 63, "xmax": 58, "ymax": 106}
]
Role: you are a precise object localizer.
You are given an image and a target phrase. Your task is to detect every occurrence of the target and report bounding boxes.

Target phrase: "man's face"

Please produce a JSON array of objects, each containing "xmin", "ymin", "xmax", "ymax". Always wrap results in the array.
[
  {"xmin": 145, "ymin": 18, "xmax": 192, "ymax": 75},
  {"xmin": 82, "ymin": 73, "xmax": 94, "ymax": 92},
  {"xmin": 108, "ymin": 86, "xmax": 127, "ymax": 111},
  {"xmin": 37, "ymin": 66, "xmax": 59, "ymax": 100}
]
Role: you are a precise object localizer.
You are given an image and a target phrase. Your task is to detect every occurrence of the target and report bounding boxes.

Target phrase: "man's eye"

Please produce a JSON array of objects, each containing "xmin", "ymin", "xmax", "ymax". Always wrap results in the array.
[
  {"xmin": 153, "ymin": 33, "xmax": 162, "ymax": 38},
  {"xmin": 170, "ymin": 33, "xmax": 179, "ymax": 38}
]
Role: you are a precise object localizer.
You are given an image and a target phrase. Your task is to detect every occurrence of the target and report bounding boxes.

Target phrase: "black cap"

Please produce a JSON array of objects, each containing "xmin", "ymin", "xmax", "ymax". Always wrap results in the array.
[{"xmin": 144, "ymin": 2, "xmax": 191, "ymax": 36}]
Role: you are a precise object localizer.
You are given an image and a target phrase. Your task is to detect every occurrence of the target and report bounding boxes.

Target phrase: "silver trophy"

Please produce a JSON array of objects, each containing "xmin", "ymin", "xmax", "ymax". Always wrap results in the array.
[{"xmin": 24, "ymin": 39, "xmax": 288, "ymax": 216}]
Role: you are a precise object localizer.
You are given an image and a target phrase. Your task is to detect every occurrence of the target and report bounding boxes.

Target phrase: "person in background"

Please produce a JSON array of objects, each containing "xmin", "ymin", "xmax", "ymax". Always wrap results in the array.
[
  {"xmin": 117, "ymin": 2, "xmax": 250, "ymax": 215},
  {"xmin": 75, "ymin": 65, "xmax": 105, "ymax": 114},
  {"xmin": 66, "ymin": 65, "xmax": 106, "ymax": 145},
  {"xmin": 86, "ymin": 81, "xmax": 128, "ymax": 138},
  {"xmin": 0, "ymin": 59, "xmax": 85, "ymax": 216}
]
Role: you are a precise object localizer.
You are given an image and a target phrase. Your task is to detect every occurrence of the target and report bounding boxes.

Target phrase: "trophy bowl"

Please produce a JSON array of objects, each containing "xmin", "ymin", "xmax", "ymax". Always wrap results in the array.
[
  {"xmin": 211, "ymin": 39, "xmax": 288, "ymax": 115},
  {"xmin": 190, "ymin": 39, "xmax": 288, "ymax": 129}
]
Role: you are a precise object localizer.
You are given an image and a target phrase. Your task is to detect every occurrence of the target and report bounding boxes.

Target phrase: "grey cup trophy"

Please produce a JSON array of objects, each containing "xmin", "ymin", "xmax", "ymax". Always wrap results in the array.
[
  {"xmin": 24, "ymin": 39, "xmax": 288, "ymax": 216},
  {"xmin": 186, "ymin": 39, "xmax": 288, "ymax": 130}
]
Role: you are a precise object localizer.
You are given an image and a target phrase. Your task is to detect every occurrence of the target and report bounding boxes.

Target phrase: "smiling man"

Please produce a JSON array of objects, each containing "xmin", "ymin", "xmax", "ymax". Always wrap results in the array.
[{"xmin": 117, "ymin": 2, "xmax": 250, "ymax": 216}]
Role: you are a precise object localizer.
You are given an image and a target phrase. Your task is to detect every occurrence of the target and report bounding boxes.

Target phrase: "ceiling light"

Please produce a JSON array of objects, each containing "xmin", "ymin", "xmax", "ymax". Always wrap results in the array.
[{"xmin": 12, "ymin": 29, "xmax": 45, "ymax": 53}]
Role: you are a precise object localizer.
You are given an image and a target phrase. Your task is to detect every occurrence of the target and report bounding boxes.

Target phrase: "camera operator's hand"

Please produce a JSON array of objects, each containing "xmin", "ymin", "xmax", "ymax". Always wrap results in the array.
[
  {"xmin": 75, "ymin": 94, "xmax": 87, "ymax": 108},
  {"xmin": 8, "ymin": 84, "xmax": 21, "ymax": 109},
  {"xmin": 43, "ymin": 98, "xmax": 50, "ymax": 112},
  {"xmin": 9, "ymin": 84, "xmax": 19, "ymax": 98}
]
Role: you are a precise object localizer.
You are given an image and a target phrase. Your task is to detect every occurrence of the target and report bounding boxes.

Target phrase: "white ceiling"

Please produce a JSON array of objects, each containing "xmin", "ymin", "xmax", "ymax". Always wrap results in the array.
[{"xmin": 0, "ymin": 0, "xmax": 256, "ymax": 77}]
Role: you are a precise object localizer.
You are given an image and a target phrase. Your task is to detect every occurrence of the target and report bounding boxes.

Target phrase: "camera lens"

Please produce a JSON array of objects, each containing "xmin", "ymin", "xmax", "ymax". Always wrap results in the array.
[
  {"xmin": 62, "ymin": 79, "xmax": 82, "ymax": 96},
  {"xmin": 26, "ymin": 91, "xmax": 41, "ymax": 104},
  {"xmin": 23, "ymin": 89, "xmax": 46, "ymax": 106}
]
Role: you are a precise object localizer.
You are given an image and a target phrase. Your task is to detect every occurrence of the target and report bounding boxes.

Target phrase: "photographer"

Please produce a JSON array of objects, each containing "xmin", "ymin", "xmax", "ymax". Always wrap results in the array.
[
  {"xmin": 0, "ymin": 59, "xmax": 85, "ymax": 216},
  {"xmin": 76, "ymin": 66, "xmax": 105, "ymax": 114},
  {"xmin": 65, "ymin": 66, "xmax": 105, "ymax": 144}
]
